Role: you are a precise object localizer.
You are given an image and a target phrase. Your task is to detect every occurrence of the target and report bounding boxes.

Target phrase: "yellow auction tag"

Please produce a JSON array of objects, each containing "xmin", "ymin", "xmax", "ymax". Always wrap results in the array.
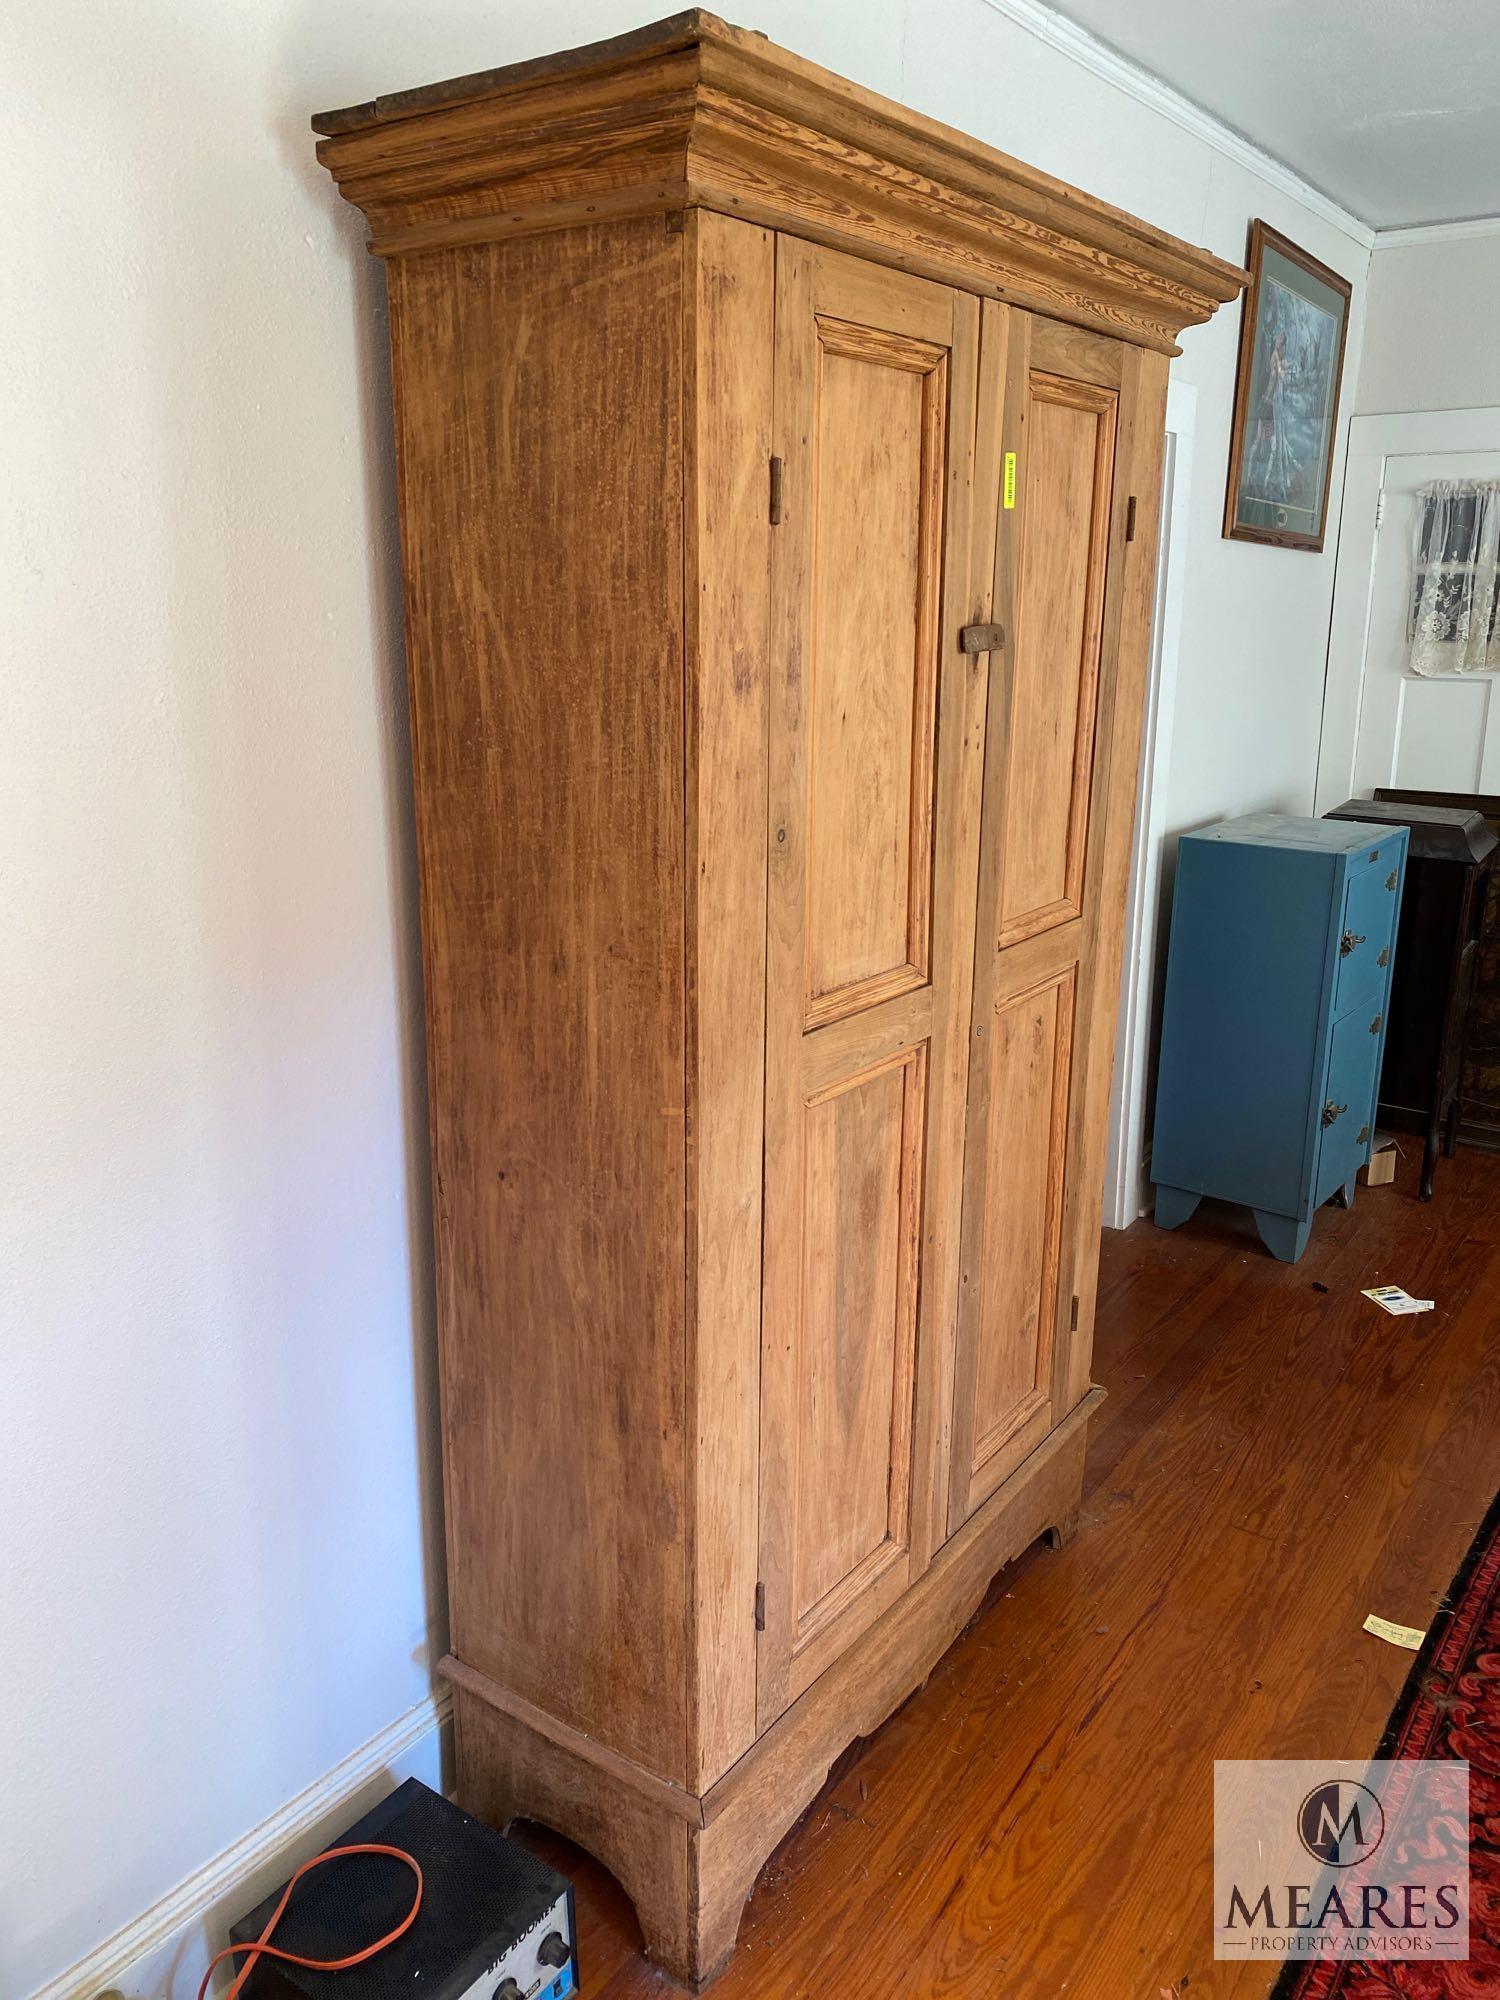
[
  {"xmin": 1362, "ymin": 1612, "xmax": 1425, "ymax": 1651},
  {"xmin": 1003, "ymin": 451, "xmax": 1017, "ymax": 509}
]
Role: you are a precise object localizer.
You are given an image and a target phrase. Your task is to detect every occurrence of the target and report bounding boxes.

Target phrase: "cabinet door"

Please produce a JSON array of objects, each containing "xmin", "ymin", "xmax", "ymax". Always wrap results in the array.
[
  {"xmin": 948, "ymin": 310, "xmax": 1165, "ymax": 1531},
  {"xmin": 1333, "ymin": 835, "xmax": 1403, "ymax": 1013},
  {"xmin": 1315, "ymin": 1001, "xmax": 1385, "ymax": 1206},
  {"xmin": 757, "ymin": 240, "xmax": 984, "ymax": 1726}
]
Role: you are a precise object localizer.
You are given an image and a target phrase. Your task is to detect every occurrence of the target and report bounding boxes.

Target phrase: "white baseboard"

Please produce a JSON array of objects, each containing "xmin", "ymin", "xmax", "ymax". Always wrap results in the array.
[{"xmin": 32, "ymin": 1691, "xmax": 452, "ymax": 2000}]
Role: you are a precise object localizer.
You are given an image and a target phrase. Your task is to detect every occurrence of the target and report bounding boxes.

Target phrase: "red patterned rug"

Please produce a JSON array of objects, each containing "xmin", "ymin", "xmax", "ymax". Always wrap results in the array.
[{"xmin": 1272, "ymin": 1494, "xmax": 1500, "ymax": 1998}]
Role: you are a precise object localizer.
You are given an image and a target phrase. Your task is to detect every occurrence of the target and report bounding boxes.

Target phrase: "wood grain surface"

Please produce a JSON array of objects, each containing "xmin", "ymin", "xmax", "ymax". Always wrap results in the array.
[
  {"xmin": 757, "ymin": 242, "xmax": 976, "ymax": 1733},
  {"xmin": 391, "ymin": 217, "xmax": 691, "ymax": 1782},
  {"xmin": 994, "ymin": 370, "xmax": 1117, "ymax": 948},
  {"xmin": 322, "ymin": 26, "xmax": 1248, "ymax": 1977},
  {"xmin": 518, "ymin": 1142, "xmax": 1500, "ymax": 1997},
  {"xmin": 683, "ymin": 208, "xmax": 774, "ymax": 1793},
  {"xmin": 313, "ymin": 12, "xmax": 1245, "ymax": 352}
]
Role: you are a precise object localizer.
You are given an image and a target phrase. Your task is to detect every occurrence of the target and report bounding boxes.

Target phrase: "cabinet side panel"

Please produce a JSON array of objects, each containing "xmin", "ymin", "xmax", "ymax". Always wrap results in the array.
[
  {"xmin": 684, "ymin": 210, "xmax": 773, "ymax": 1789},
  {"xmin": 1151, "ymin": 840, "xmax": 1337, "ymax": 1218},
  {"xmin": 389, "ymin": 219, "xmax": 688, "ymax": 1780}
]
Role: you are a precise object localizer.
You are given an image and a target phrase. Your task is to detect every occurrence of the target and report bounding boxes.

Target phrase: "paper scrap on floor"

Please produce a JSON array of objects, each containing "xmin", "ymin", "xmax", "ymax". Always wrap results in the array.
[
  {"xmin": 1363, "ymin": 1613, "xmax": 1426, "ymax": 1651},
  {"xmin": 1362, "ymin": 1285, "xmax": 1434, "ymax": 1315}
]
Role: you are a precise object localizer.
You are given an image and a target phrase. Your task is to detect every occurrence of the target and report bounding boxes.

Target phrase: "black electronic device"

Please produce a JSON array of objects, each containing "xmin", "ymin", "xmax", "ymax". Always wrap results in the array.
[{"xmin": 229, "ymin": 1779, "xmax": 576, "ymax": 2000}]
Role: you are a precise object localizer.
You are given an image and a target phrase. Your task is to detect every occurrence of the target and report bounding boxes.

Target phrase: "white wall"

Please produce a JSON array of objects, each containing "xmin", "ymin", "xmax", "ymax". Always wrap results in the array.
[
  {"xmin": 2, "ymin": 7, "xmax": 447, "ymax": 1996},
  {"xmin": 1310, "ymin": 224, "xmax": 1500, "ymax": 815},
  {"xmin": 1356, "ymin": 225, "xmax": 1500, "ymax": 413},
  {"xmin": 2, "ymin": 2, "xmax": 1369, "ymax": 1993},
  {"xmin": 903, "ymin": 2, "xmax": 1369, "ymax": 838}
]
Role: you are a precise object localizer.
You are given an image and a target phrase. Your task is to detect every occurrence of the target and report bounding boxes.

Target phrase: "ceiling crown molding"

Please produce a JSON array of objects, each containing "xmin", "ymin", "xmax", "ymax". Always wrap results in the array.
[
  {"xmin": 1373, "ymin": 216, "xmax": 1500, "ymax": 250},
  {"xmin": 977, "ymin": 0, "xmax": 1377, "ymax": 251},
  {"xmin": 313, "ymin": 10, "xmax": 1244, "ymax": 356}
]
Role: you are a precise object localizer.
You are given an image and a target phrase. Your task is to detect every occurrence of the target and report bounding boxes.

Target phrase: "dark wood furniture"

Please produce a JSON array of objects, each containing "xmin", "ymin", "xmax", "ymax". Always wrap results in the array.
[
  {"xmin": 1325, "ymin": 796, "xmax": 1498, "ymax": 1199},
  {"xmin": 1377, "ymin": 790, "xmax": 1500, "ymax": 1157}
]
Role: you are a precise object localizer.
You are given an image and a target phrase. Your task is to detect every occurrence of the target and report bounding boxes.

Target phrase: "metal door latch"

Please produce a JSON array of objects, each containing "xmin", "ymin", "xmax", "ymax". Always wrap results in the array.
[
  {"xmin": 1322, "ymin": 1099, "xmax": 1348, "ymax": 1128},
  {"xmin": 1340, "ymin": 930, "xmax": 1366, "ymax": 956},
  {"xmin": 959, "ymin": 622, "xmax": 1005, "ymax": 654}
]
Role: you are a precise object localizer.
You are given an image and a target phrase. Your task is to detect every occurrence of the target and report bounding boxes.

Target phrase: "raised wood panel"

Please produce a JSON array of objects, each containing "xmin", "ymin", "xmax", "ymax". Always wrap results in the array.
[
  {"xmin": 970, "ymin": 968, "xmax": 1076, "ymax": 1489},
  {"xmin": 950, "ymin": 310, "xmax": 1143, "ymax": 1537},
  {"xmin": 762, "ymin": 242, "xmax": 982, "ymax": 1727},
  {"xmin": 804, "ymin": 319, "xmax": 945, "ymax": 1027},
  {"xmin": 997, "ymin": 371, "xmax": 1117, "ymax": 947},
  {"xmin": 794, "ymin": 1047, "xmax": 926, "ymax": 1632}
]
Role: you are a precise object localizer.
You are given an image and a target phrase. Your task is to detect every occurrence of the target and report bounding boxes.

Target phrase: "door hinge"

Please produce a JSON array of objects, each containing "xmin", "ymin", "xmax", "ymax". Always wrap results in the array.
[
  {"xmin": 1125, "ymin": 495, "xmax": 1138, "ymax": 543},
  {"xmin": 769, "ymin": 455, "xmax": 783, "ymax": 526},
  {"xmin": 754, "ymin": 1580, "xmax": 766, "ymax": 1632},
  {"xmin": 1070, "ymin": 1294, "xmax": 1080, "ymax": 1332},
  {"xmin": 1375, "ymin": 488, "xmax": 1387, "ymax": 530}
]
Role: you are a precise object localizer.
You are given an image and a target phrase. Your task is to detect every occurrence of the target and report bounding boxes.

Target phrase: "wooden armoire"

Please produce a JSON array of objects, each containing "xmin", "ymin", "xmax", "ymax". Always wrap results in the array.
[{"xmin": 313, "ymin": 16, "xmax": 1242, "ymax": 1986}]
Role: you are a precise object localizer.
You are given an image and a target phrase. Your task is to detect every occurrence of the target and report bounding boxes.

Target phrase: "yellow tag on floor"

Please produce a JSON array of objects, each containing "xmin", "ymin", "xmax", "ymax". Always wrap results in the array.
[{"xmin": 1363, "ymin": 1612, "xmax": 1425, "ymax": 1651}]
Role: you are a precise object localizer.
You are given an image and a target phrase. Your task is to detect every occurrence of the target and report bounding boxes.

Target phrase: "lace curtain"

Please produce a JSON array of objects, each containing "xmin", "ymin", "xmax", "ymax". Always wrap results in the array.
[{"xmin": 1408, "ymin": 479, "xmax": 1500, "ymax": 676}]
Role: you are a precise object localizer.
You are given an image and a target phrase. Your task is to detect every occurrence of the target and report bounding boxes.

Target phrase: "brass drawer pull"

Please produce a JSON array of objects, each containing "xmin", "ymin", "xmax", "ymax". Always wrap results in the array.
[
  {"xmin": 1340, "ymin": 930, "xmax": 1366, "ymax": 956},
  {"xmin": 1322, "ymin": 1099, "xmax": 1348, "ymax": 1128}
]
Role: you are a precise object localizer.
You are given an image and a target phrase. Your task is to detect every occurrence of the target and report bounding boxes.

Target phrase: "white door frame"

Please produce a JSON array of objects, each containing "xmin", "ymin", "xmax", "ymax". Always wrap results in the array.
[
  {"xmin": 1103, "ymin": 377, "xmax": 1196, "ymax": 1230},
  {"xmin": 1315, "ymin": 404, "xmax": 1500, "ymax": 813}
]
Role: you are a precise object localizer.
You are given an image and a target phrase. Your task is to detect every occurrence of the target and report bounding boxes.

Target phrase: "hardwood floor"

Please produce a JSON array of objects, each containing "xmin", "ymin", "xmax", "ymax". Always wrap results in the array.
[{"xmin": 524, "ymin": 1144, "xmax": 1500, "ymax": 1997}]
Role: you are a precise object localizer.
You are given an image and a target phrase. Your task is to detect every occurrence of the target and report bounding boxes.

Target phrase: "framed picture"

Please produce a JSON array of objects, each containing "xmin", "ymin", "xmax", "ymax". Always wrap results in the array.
[{"xmin": 1223, "ymin": 219, "xmax": 1352, "ymax": 551}]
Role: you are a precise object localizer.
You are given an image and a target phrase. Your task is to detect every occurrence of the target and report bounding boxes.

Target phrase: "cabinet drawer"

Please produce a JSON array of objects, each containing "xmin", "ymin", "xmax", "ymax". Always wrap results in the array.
[
  {"xmin": 1334, "ymin": 837, "xmax": 1402, "ymax": 1012},
  {"xmin": 1315, "ymin": 1003, "xmax": 1383, "ymax": 1205}
]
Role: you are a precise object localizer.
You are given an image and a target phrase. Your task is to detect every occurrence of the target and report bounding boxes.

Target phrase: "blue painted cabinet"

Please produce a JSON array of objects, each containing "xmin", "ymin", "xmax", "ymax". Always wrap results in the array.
[{"xmin": 1151, "ymin": 814, "xmax": 1408, "ymax": 1261}]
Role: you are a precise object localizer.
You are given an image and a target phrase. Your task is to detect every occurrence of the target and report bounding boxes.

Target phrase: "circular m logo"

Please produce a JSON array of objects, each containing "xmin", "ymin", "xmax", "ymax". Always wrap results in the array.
[{"xmin": 1297, "ymin": 1780, "xmax": 1386, "ymax": 1867}]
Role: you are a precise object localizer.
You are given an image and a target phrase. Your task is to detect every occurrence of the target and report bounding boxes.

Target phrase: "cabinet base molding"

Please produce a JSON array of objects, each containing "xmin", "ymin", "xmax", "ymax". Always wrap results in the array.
[{"xmin": 448, "ymin": 1387, "xmax": 1102, "ymax": 1988}]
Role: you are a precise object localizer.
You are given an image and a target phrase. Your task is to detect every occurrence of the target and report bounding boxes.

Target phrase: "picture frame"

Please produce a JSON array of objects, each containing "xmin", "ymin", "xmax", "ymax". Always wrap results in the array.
[{"xmin": 1223, "ymin": 219, "xmax": 1352, "ymax": 552}]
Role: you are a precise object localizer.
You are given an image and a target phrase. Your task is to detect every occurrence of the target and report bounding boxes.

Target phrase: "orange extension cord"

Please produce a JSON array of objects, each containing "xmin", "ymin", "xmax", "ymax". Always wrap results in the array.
[{"xmin": 195, "ymin": 1843, "xmax": 424, "ymax": 2000}]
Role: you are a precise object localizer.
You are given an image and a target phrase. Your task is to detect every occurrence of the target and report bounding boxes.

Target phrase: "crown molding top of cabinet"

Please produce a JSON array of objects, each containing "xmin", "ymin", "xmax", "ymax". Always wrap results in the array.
[{"xmin": 311, "ymin": 10, "xmax": 1245, "ymax": 353}]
